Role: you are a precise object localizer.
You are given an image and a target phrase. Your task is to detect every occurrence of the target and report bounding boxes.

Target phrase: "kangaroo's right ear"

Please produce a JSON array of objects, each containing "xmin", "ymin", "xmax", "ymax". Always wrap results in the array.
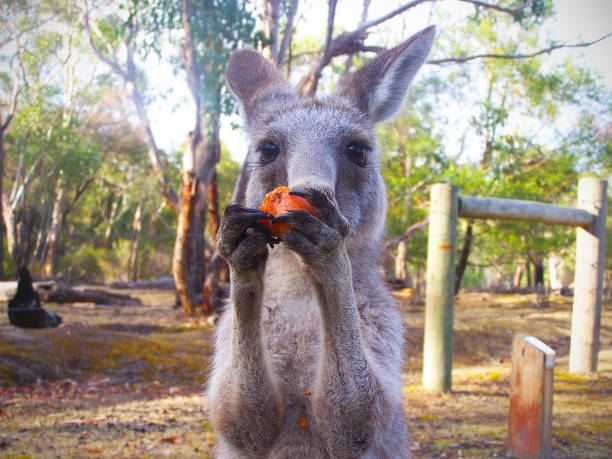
[{"xmin": 226, "ymin": 49, "xmax": 295, "ymax": 121}]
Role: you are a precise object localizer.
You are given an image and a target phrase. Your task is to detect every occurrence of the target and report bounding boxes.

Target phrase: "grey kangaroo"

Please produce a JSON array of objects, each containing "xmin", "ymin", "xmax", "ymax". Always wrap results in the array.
[{"xmin": 208, "ymin": 26, "xmax": 435, "ymax": 458}]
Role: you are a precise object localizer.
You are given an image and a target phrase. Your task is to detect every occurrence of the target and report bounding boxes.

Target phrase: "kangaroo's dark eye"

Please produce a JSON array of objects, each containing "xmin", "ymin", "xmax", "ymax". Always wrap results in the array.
[
  {"xmin": 346, "ymin": 142, "xmax": 369, "ymax": 166},
  {"xmin": 258, "ymin": 141, "xmax": 280, "ymax": 164}
]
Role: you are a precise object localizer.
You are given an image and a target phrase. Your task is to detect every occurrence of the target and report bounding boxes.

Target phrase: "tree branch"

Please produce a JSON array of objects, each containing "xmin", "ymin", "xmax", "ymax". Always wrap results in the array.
[
  {"xmin": 343, "ymin": 0, "xmax": 372, "ymax": 73},
  {"xmin": 458, "ymin": 0, "xmax": 534, "ymax": 16},
  {"xmin": 276, "ymin": 0, "xmax": 299, "ymax": 68},
  {"xmin": 82, "ymin": 0, "xmax": 179, "ymax": 213},
  {"xmin": 355, "ymin": 0, "xmax": 433, "ymax": 35},
  {"xmin": 10, "ymin": 154, "xmax": 42, "ymax": 209},
  {"xmin": 83, "ymin": 1, "xmax": 127, "ymax": 79},
  {"xmin": 0, "ymin": 54, "xmax": 20, "ymax": 134},
  {"xmin": 63, "ymin": 175, "xmax": 96, "ymax": 221},
  {"xmin": 295, "ymin": 0, "xmax": 337, "ymax": 96},
  {"xmin": 387, "ymin": 178, "xmax": 428, "ymax": 207},
  {"xmin": 429, "ymin": 32, "xmax": 612, "ymax": 65},
  {"xmin": 385, "ymin": 218, "xmax": 429, "ymax": 251}
]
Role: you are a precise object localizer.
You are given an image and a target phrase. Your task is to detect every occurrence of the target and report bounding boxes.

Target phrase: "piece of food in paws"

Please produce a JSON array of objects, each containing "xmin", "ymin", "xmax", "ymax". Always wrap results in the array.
[{"xmin": 259, "ymin": 186, "xmax": 319, "ymax": 236}]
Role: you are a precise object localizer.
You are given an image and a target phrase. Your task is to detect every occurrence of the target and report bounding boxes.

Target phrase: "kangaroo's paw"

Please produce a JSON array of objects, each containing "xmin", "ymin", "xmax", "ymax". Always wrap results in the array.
[
  {"xmin": 217, "ymin": 204, "xmax": 275, "ymax": 273},
  {"xmin": 274, "ymin": 187, "xmax": 349, "ymax": 265}
]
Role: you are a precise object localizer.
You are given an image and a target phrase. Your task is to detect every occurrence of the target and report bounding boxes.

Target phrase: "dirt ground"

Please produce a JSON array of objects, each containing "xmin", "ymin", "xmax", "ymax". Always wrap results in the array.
[{"xmin": 1, "ymin": 288, "xmax": 611, "ymax": 458}]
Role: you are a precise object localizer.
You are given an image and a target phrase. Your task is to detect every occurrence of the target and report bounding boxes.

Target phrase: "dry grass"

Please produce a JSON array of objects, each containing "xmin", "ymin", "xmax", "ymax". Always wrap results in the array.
[
  {"xmin": 399, "ymin": 291, "xmax": 612, "ymax": 458},
  {"xmin": 1, "ymin": 289, "xmax": 611, "ymax": 458}
]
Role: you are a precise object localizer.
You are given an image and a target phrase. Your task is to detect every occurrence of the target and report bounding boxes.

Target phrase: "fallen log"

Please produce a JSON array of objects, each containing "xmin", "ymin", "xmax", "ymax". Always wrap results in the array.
[
  {"xmin": 37, "ymin": 284, "xmax": 141, "ymax": 306},
  {"xmin": 109, "ymin": 277, "xmax": 175, "ymax": 290}
]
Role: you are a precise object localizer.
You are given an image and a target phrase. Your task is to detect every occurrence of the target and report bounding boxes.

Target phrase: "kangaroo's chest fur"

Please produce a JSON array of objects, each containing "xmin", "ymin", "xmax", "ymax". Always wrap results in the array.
[
  {"xmin": 260, "ymin": 247, "xmax": 382, "ymax": 457},
  {"xmin": 261, "ymin": 247, "xmax": 323, "ymax": 397}
]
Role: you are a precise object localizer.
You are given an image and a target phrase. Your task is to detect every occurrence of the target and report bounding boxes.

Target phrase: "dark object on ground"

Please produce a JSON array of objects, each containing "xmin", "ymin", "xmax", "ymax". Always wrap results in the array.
[{"xmin": 8, "ymin": 267, "xmax": 62, "ymax": 328}]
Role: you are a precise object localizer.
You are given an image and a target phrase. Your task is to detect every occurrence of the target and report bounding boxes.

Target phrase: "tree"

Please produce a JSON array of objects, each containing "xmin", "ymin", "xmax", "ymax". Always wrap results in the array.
[
  {"xmin": 398, "ymin": 5, "xmax": 610, "ymax": 290},
  {"xmin": 84, "ymin": 0, "xmax": 258, "ymax": 313},
  {"xmin": 0, "ymin": 0, "xmax": 47, "ymax": 277}
]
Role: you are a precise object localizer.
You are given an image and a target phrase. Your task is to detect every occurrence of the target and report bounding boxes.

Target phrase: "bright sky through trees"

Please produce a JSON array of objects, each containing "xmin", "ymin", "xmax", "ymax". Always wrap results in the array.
[{"xmin": 143, "ymin": 0, "xmax": 612, "ymax": 162}]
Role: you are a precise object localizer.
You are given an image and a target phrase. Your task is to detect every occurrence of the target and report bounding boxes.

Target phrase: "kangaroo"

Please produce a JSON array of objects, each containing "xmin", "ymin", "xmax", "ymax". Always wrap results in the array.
[{"xmin": 208, "ymin": 26, "xmax": 435, "ymax": 458}]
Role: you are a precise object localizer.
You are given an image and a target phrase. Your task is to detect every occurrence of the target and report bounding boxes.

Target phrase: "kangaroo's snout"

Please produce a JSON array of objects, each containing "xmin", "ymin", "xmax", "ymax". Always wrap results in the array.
[
  {"xmin": 286, "ymin": 148, "xmax": 337, "ymax": 196},
  {"xmin": 288, "ymin": 177, "xmax": 335, "ymax": 198}
]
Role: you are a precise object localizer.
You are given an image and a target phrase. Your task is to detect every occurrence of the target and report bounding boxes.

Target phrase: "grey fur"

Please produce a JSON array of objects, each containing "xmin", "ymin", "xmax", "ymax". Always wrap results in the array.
[{"xmin": 209, "ymin": 26, "xmax": 435, "ymax": 458}]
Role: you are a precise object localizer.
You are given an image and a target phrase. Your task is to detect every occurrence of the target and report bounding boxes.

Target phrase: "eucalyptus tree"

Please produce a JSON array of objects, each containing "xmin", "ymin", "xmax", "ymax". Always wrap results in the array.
[
  {"xmin": 0, "ymin": 0, "xmax": 49, "ymax": 277},
  {"xmin": 84, "ymin": 0, "xmax": 259, "ymax": 313},
  {"xmin": 0, "ymin": 0, "xmax": 80, "ymax": 275}
]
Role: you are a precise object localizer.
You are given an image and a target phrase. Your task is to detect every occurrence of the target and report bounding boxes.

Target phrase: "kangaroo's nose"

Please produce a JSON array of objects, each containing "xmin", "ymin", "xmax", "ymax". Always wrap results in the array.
[{"xmin": 288, "ymin": 176, "xmax": 335, "ymax": 197}]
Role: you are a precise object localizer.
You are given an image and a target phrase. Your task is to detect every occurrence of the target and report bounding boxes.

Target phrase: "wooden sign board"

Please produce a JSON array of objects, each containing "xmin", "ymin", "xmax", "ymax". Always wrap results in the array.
[{"xmin": 508, "ymin": 334, "xmax": 555, "ymax": 459}]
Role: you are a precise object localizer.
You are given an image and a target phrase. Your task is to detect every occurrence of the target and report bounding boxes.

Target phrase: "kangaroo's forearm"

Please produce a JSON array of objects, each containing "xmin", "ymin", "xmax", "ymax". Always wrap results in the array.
[
  {"xmin": 310, "ymin": 258, "xmax": 390, "ymax": 454},
  {"xmin": 209, "ymin": 268, "xmax": 285, "ymax": 452}
]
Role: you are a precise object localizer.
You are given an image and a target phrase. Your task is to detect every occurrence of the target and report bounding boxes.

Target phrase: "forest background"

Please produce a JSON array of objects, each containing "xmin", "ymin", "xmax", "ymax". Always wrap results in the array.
[{"xmin": 1, "ymin": 0, "xmax": 611, "ymax": 315}]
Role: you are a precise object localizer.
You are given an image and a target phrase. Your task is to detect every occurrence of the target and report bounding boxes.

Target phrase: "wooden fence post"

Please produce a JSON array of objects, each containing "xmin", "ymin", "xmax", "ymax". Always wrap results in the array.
[
  {"xmin": 423, "ymin": 183, "xmax": 458, "ymax": 392},
  {"xmin": 569, "ymin": 177, "xmax": 608, "ymax": 373},
  {"xmin": 508, "ymin": 334, "xmax": 555, "ymax": 459}
]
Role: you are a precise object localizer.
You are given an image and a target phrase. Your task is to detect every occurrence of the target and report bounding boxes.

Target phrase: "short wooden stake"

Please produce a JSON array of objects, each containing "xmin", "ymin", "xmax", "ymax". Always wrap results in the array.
[
  {"xmin": 423, "ymin": 183, "xmax": 458, "ymax": 392},
  {"xmin": 508, "ymin": 334, "xmax": 555, "ymax": 459},
  {"xmin": 569, "ymin": 177, "xmax": 608, "ymax": 373}
]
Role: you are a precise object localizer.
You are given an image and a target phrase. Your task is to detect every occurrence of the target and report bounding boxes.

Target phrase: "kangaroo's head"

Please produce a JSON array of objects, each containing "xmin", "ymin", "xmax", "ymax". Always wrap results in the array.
[{"xmin": 226, "ymin": 26, "xmax": 435, "ymax": 251}]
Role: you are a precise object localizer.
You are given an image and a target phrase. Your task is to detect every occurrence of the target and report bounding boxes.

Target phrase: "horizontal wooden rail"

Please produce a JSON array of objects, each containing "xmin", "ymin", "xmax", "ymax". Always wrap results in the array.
[{"xmin": 458, "ymin": 195, "xmax": 593, "ymax": 227}]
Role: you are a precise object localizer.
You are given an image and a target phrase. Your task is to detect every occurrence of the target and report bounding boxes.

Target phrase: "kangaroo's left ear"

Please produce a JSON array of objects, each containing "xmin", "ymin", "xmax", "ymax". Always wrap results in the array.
[{"xmin": 334, "ymin": 26, "xmax": 435, "ymax": 124}]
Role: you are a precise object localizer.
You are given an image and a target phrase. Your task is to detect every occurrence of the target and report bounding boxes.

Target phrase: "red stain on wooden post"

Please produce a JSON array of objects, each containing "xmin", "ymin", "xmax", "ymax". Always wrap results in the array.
[{"xmin": 508, "ymin": 334, "xmax": 555, "ymax": 459}]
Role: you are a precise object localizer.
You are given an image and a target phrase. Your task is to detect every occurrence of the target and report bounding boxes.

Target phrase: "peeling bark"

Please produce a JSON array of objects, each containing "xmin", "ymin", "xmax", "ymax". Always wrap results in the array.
[
  {"xmin": 207, "ymin": 172, "xmax": 220, "ymax": 250},
  {"xmin": 172, "ymin": 171, "xmax": 209, "ymax": 315}
]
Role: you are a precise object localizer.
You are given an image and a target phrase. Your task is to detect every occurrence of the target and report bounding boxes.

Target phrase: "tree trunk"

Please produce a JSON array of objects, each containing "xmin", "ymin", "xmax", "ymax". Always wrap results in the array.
[
  {"xmin": 526, "ymin": 262, "xmax": 532, "ymax": 287},
  {"xmin": 276, "ymin": 0, "xmax": 299, "ymax": 69},
  {"xmin": 104, "ymin": 196, "xmax": 121, "ymax": 249},
  {"xmin": 394, "ymin": 240, "xmax": 408, "ymax": 284},
  {"xmin": 513, "ymin": 262, "xmax": 525, "ymax": 287},
  {"xmin": 128, "ymin": 202, "xmax": 143, "ymax": 282},
  {"xmin": 2, "ymin": 196, "xmax": 17, "ymax": 269},
  {"xmin": 3, "ymin": 197, "xmax": 34, "ymax": 271},
  {"xmin": 41, "ymin": 178, "xmax": 65, "ymax": 277},
  {"xmin": 173, "ymin": 171, "xmax": 208, "ymax": 315},
  {"xmin": 172, "ymin": 0, "xmax": 222, "ymax": 315},
  {"xmin": 534, "ymin": 259, "xmax": 544, "ymax": 287},
  {"xmin": 205, "ymin": 165, "xmax": 229, "ymax": 308},
  {"xmin": 0, "ymin": 130, "xmax": 5, "ymax": 280},
  {"xmin": 261, "ymin": 0, "xmax": 280, "ymax": 61},
  {"xmin": 454, "ymin": 222, "xmax": 473, "ymax": 294},
  {"xmin": 33, "ymin": 205, "xmax": 50, "ymax": 276},
  {"xmin": 207, "ymin": 171, "xmax": 220, "ymax": 250}
]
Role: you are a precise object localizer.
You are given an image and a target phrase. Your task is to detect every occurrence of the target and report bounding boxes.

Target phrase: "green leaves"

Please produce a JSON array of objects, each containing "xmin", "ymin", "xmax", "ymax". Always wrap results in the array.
[{"xmin": 127, "ymin": 0, "xmax": 260, "ymax": 117}]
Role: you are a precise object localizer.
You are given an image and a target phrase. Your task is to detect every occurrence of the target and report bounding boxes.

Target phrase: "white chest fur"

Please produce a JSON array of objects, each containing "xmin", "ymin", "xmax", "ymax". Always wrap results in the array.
[{"xmin": 261, "ymin": 247, "xmax": 323, "ymax": 397}]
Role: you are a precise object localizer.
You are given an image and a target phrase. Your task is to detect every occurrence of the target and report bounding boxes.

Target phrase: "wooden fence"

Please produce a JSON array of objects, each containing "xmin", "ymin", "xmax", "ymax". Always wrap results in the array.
[{"xmin": 423, "ymin": 177, "xmax": 608, "ymax": 392}]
